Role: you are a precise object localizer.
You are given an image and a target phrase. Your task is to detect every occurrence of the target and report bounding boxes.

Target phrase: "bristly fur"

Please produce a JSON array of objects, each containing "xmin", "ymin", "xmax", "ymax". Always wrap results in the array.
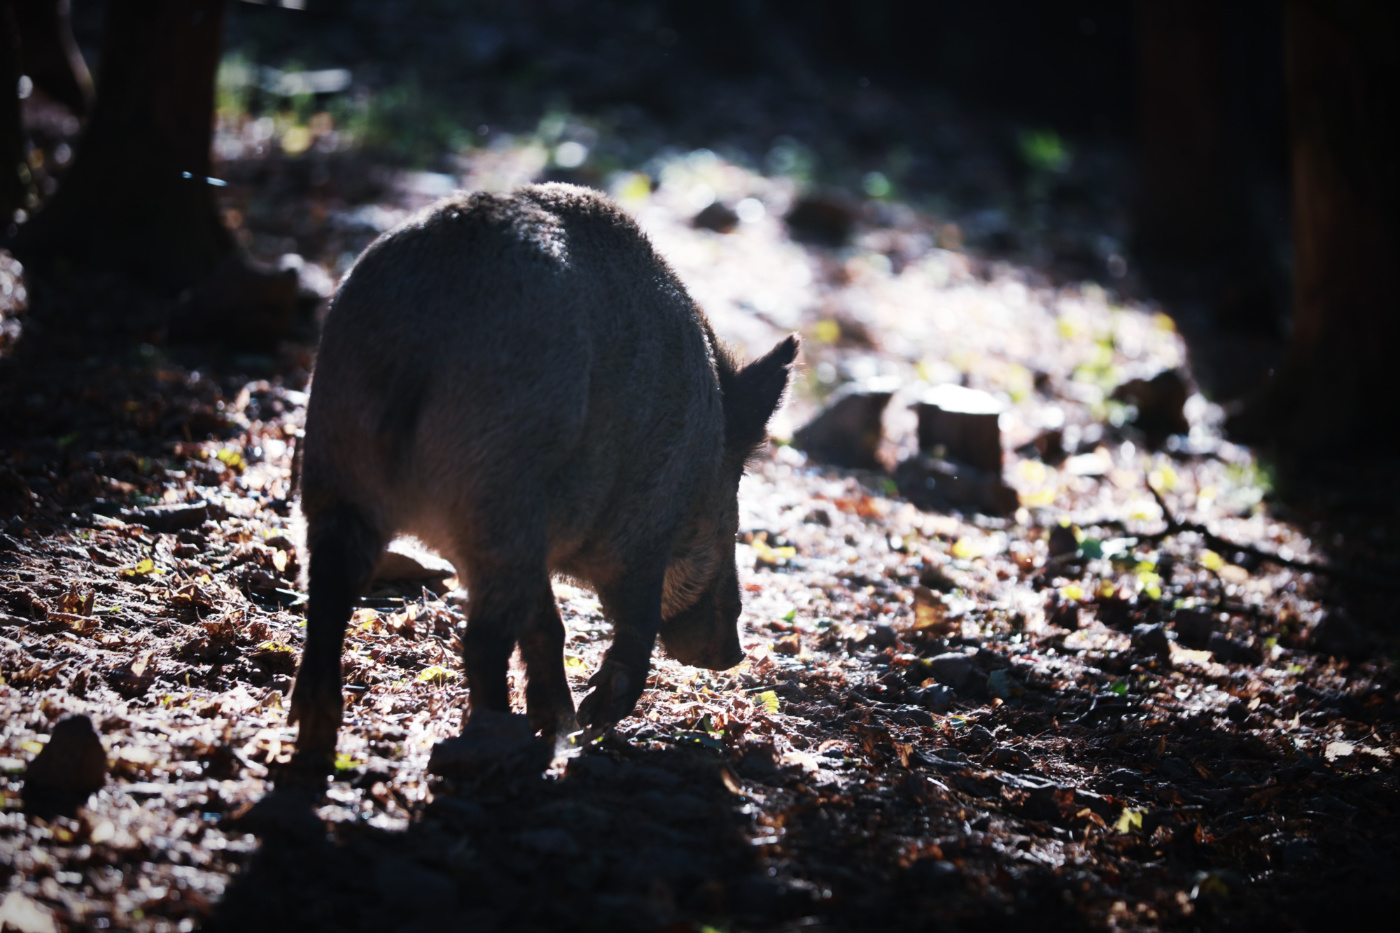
[{"xmin": 291, "ymin": 182, "xmax": 798, "ymax": 750}]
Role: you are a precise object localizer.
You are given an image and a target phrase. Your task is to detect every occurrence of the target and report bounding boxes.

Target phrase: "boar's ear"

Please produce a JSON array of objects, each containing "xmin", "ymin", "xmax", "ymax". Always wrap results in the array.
[{"xmin": 721, "ymin": 334, "xmax": 799, "ymax": 452}]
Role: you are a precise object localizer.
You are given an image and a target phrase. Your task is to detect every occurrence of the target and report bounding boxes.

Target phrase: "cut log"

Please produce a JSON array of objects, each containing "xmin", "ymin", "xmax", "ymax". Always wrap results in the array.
[
  {"xmin": 792, "ymin": 381, "xmax": 895, "ymax": 469},
  {"xmin": 913, "ymin": 384, "xmax": 1005, "ymax": 473}
]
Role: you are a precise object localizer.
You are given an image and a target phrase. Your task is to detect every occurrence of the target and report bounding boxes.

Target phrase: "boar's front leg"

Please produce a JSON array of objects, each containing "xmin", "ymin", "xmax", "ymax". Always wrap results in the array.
[
  {"xmin": 577, "ymin": 569, "xmax": 665, "ymax": 728},
  {"xmin": 289, "ymin": 507, "xmax": 384, "ymax": 771}
]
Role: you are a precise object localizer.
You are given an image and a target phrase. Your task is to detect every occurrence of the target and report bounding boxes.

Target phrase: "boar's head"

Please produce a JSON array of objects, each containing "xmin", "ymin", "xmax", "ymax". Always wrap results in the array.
[{"xmin": 659, "ymin": 335, "xmax": 799, "ymax": 669}]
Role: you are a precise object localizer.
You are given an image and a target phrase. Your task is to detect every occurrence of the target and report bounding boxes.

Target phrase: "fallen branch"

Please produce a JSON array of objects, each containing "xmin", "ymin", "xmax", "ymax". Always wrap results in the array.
[{"xmin": 1145, "ymin": 482, "xmax": 1400, "ymax": 591}]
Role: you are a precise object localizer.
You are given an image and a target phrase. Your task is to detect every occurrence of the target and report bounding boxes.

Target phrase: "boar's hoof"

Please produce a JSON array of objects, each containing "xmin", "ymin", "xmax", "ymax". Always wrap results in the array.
[
  {"xmin": 578, "ymin": 662, "xmax": 647, "ymax": 728},
  {"xmin": 429, "ymin": 711, "xmax": 552, "ymax": 779},
  {"xmin": 288, "ymin": 677, "xmax": 342, "ymax": 767},
  {"xmin": 528, "ymin": 704, "xmax": 579, "ymax": 739}
]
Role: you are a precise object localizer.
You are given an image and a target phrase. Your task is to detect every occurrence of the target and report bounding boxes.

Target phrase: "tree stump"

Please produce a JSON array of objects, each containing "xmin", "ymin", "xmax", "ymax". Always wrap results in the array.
[
  {"xmin": 913, "ymin": 384, "xmax": 1005, "ymax": 473},
  {"xmin": 792, "ymin": 381, "xmax": 895, "ymax": 469}
]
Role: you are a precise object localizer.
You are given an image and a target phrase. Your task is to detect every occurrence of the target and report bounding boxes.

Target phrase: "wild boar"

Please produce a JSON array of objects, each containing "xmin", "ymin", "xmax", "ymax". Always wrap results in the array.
[{"xmin": 289, "ymin": 183, "xmax": 797, "ymax": 767}]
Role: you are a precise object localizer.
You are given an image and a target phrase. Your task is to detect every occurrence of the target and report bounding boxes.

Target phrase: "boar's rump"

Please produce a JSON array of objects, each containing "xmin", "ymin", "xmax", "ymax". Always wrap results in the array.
[{"xmin": 289, "ymin": 183, "xmax": 797, "ymax": 768}]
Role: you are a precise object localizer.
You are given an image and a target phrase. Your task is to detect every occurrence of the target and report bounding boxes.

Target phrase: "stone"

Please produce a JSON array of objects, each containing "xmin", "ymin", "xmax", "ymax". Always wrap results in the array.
[
  {"xmin": 1131, "ymin": 622, "xmax": 1172, "ymax": 662},
  {"xmin": 1110, "ymin": 369, "xmax": 1190, "ymax": 444},
  {"xmin": 21, "ymin": 715, "xmax": 106, "ymax": 817},
  {"xmin": 692, "ymin": 201, "xmax": 740, "ymax": 233},
  {"xmin": 925, "ymin": 652, "xmax": 987, "ymax": 696},
  {"xmin": 784, "ymin": 192, "xmax": 856, "ymax": 246},
  {"xmin": 911, "ymin": 683, "xmax": 956, "ymax": 713},
  {"xmin": 1172, "ymin": 608, "xmax": 1214, "ymax": 649}
]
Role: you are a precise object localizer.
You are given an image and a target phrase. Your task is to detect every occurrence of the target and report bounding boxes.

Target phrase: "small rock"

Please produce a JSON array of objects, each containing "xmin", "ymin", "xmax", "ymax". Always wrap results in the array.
[
  {"xmin": 129, "ymin": 501, "xmax": 226, "ymax": 533},
  {"xmin": 1172, "ymin": 608, "xmax": 1214, "ymax": 649},
  {"xmin": 1131, "ymin": 623, "xmax": 1171, "ymax": 662},
  {"xmin": 1110, "ymin": 369, "xmax": 1190, "ymax": 444},
  {"xmin": 924, "ymin": 652, "xmax": 986, "ymax": 695},
  {"xmin": 868, "ymin": 623, "xmax": 898, "ymax": 649},
  {"xmin": 791, "ymin": 383, "xmax": 894, "ymax": 469},
  {"xmin": 987, "ymin": 669, "xmax": 1021, "ymax": 700},
  {"xmin": 962, "ymin": 725, "xmax": 997, "ymax": 752},
  {"xmin": 1047, "ymin": 524, "xmax": 1079, "ymax": 559},
  {"xmin": 988, "ymin": 746, "xmax": 1032, "ymax": 770},
  {"xmin": 1048, "ymin": 601, "xmax": 1080, "ymax": 631},
  {"xmin": 1208, "ymin": 632, "xmax": 1263, "ymax": 666},
  {"xmin": 22, "ymin": 715, "xmax": 106, "ymax": 816},
  {"xmin": 911, "ymin": 683, "xmax": 956, "ymax": 713},
  {"xmin": 1225, "ymin": 700, "xmax": 1250, "ymax": 724},
  {"xmin": 918, "ymin": 563, "xmax": 958, "ymax": 592},
  {"xmin": 803, "ymin": 507, "xmax": 832, "ymax": 526},
  {"xmin": 785, "ymin": 192, "xmax": 856, "ymax": 246},
  {"xmin": 692, "ymin": 201, "xmax": 740, "ymax": 233},
  {"xmin": 773, "ymin": 633, "xmax": 802, "ymax": 656}
]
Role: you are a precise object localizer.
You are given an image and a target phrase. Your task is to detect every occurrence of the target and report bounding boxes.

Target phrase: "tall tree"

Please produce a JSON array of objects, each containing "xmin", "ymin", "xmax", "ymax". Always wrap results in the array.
[
  {"xmin": 11, "ymin": 0, "xmax": 294, "ymax": 346},
  {"xmin": 1233, "ymin": 0, "xmax": 1400, "ymax": 451}
]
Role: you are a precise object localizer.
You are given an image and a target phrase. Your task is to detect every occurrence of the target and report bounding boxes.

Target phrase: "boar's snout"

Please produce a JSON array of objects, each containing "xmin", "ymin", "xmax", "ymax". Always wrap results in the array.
[{"xmin": 659, "ymin": 571, "xmax": 744, "ymax": 670}]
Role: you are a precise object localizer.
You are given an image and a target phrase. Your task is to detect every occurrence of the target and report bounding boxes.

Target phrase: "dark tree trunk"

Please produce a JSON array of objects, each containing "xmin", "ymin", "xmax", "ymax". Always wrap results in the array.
[
  {"xmin": 1234, "ymin": 0, "xmax": 1400, "ymax": 451},
  {"xmin": 13, "ymin": 0, "xmax": 232, "ymax": 292},
  {"xmin": 1132, "ymin": 0, "xmax": 1289, "ymax": 340},
  {"xmin": 0, "ymin": 0, "xmax": 24, "ymax": 226},
  {"xmin": 1133, "ymin": 1, "xmax": 1237, "ymax": 263},
  {"xmin": 12, "ymin": 0, "xmax": 92, "ymax": 117}
]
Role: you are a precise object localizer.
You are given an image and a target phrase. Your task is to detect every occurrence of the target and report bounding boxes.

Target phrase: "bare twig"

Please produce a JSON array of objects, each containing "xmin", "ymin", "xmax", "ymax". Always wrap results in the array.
[{"xmin": 1145, "ymin": 482, "xmax": 1400, "ymax": 591}]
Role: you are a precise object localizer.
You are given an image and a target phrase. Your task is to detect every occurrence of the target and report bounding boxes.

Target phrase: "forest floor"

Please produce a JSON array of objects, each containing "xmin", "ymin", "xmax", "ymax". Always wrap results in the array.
[{"xmin": 3, "ymin": 6, "xmax": 1400, "ymax": 932}]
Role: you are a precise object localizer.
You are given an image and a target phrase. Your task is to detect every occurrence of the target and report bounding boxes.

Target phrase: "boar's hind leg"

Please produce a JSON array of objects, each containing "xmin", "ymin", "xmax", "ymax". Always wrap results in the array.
[
  {"xmin": 519, "ymin": 580, "xmax": 577, "ymax": 736},
  {"xmin": 578, "ymin": 570, "xmax": 665, "ymax": 728},
  {"xmin": 289, "ymin": 507, "xmax": 384, "ymax": 770}
]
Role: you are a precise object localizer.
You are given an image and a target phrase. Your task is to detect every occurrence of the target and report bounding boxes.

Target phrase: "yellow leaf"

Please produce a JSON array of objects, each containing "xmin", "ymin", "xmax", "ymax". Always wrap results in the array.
[
  {"xmin": 813, "ymin": 320, "xmax": 841, "ymax": 344},
  {"xmin": 1200, "ymin": 550, "xmax": 1224, "ymax": 572},
  {"xmin": 1017, "ymin": 460, "xmax": 1048, "ymax": 485},
  {"xmin": 1060, "ymin": 584, "xmax": 1084, "ymax": 602},
  {"xmin": 120, "ymin": 558, "xmax": 161, "ymax": 578},
  {"xmin": 564, "ymin": 655, "xmax": 587, "ymax": 671},
  {"xmin": 950, "ymin": 537, "xmax": 980, "ymax": 560},
  {"xmin": 758, "ymin": 690, "xmax": 780, "ymax": 714},
  {"xmin": 215, "ymin": 448, "xmax": 246, "ymax": 473},
  {"xmin": 1148, "ymin": 464, "xmax": 1178, "ymax": 492},
  {"xmin": 417, "ymin": 665, "xmax": 458, "ymax": 685},
  {"xmin": 1020, "ymin": 487, "xmax": 1057, "ymax": 508},
  {"xmin": 1115, "ymin": 807, "xmax": 1145, "ymax": 833}
]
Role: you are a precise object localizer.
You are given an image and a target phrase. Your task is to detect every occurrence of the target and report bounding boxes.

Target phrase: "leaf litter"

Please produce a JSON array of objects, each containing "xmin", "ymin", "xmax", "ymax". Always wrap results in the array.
[{"xmin": 2, "ymin": 44, "xmax": 1399, "ymax": 933}]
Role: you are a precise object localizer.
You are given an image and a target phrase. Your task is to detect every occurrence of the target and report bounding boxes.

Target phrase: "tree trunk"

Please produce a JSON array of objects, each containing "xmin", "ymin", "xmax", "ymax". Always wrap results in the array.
[
  {"xmin": 12, "ymin": 0, "xmax": 233, "ymax": 292},
  {"xmin": 0, "ymin": 0, "xmax": 24, "ymax": 227},
  {"xmin": 1234, "ymin": 0, "xmax": 1400, "ymax": 451}
]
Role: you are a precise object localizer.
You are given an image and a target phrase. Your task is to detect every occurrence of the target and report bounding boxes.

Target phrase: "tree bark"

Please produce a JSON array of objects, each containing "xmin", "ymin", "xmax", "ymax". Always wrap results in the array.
[
  {"xmin": 12, "ymin": 0, "xmax": 233, "ymax": 292},
  {"xmin": 0, "ymin": 0, "xmax": 24, "ymax": 226},
  {"xmin": 1234, "ymin": 0, "xmax": 1400, "ymax": 451}
]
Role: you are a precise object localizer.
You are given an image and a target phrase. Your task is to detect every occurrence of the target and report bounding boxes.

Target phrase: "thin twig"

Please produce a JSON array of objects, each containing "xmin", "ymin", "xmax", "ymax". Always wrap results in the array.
[{"xmin": 1145, "ymin": 482, "xmax": 1400, "ymax": 591}]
